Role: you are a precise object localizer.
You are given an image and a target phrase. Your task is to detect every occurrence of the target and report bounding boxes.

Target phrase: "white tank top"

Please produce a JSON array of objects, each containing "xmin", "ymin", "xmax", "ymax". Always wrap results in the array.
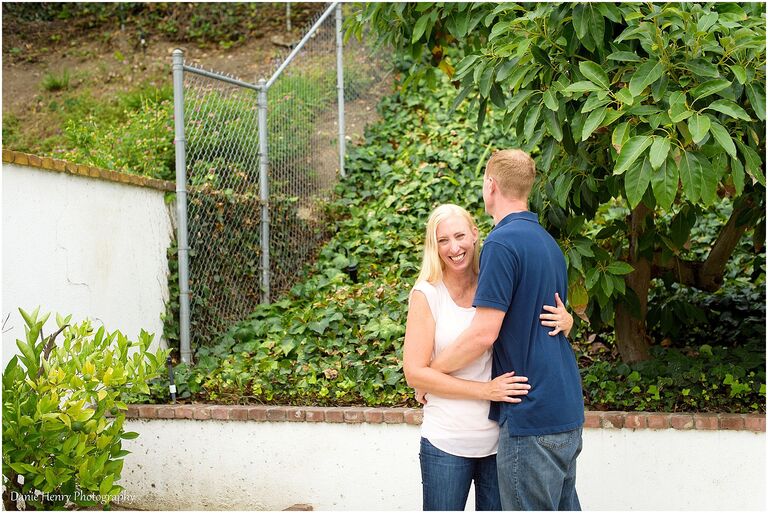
[{"xmin": 411, "ymin": 280, "xmax": 499, "ymax": 457}]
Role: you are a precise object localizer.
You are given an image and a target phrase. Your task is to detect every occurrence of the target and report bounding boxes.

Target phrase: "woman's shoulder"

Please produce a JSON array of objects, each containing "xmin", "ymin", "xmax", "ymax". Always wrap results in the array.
[
  {"xmin": 411, "ymin": 280, "xmax": 444, "ymax": 312},
  {"xmin": 412, "ymin": 279, "xmax": 441, "ymax": 294}
]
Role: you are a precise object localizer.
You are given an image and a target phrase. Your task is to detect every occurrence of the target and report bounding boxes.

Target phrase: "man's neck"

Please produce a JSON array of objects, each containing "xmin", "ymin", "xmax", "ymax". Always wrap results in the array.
[{"xmin": 492, "ymin": 199, "xmax": 528, "ymax": 225}]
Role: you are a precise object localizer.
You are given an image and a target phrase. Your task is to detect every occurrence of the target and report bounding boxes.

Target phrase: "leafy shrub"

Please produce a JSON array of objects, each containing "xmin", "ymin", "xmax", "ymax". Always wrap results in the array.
[
  {"xmin": 580, "ymin": 341, "xmax": 765, "ymax": 413},
  {"xmin": 2, "ymin": 308, "xmax": 168, "ymax": 510},
  {"xmin": 60, "ymin": 90, "xmax": 175, "ymax": 181},
  {"xmin": 648, "ymin": 282, "xmax": 765, "ymax": 350}
]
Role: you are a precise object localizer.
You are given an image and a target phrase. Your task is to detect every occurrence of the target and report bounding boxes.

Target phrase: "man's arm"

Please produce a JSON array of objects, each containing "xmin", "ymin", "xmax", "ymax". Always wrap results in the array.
[{"xmin": 429, "ymin": 307, "xmax": 506, "ymax": 374}]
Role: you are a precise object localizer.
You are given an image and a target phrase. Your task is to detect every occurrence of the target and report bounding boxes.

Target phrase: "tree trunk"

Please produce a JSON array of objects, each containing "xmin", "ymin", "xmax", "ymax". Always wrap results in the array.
[{"xmin": 614, "ymin": 204, "xmax": 652, "ymax": 363}]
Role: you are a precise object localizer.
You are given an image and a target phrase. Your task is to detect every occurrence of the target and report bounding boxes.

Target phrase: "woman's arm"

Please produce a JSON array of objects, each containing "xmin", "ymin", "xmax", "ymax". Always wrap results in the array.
[
  {"xmin": 539, "ymin": 292, "xmax": 574, "ymax": 337},
  {"xmin": 404, "ymin": 291, "xmax": 530, "ymax": 402}
]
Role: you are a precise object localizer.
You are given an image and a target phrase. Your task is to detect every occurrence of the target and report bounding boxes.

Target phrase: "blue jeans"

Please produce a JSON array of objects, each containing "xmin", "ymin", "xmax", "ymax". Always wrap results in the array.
[
  {"xmin": 496, "ymin": 425, "xmax": 582, "ymax": 510},
  {"xmin": 419, "ymin": 437, "xmax": 502, "ymax": 511}
]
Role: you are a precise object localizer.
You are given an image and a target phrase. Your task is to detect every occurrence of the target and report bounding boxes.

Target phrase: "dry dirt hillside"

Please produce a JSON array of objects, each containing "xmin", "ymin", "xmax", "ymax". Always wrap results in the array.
[{"xmin": 2, "ymin": 3, "xmax": 327, "ymax": 154}]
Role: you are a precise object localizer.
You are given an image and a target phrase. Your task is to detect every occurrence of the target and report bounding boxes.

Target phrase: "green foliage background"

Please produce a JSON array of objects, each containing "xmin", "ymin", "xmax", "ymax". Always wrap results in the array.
[
  {"xmin": 140, "ymin": 72, "xmax": 764, "ymax": 412},
  {"xmin": 349, "ymin": 2, "xmax": 766, "ymax": 364}
]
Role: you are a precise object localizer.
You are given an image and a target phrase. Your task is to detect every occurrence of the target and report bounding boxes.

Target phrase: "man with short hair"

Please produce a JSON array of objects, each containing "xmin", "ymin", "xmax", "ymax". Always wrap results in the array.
[{"xmin": 431, "ymin": 149, "xmax": 584, "ymax": 510}]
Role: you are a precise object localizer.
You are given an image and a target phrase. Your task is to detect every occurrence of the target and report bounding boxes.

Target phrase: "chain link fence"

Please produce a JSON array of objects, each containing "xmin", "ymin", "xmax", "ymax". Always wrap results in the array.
[{"xmin": 173, "ymin": 3, "xmax": 392, "ymax": 356}]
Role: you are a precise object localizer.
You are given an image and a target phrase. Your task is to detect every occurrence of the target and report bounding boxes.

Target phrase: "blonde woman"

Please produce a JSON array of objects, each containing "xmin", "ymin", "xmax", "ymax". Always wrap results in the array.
[{"xmin": 404, "ymin": 204, "xmax": 572, "ymax": 511}]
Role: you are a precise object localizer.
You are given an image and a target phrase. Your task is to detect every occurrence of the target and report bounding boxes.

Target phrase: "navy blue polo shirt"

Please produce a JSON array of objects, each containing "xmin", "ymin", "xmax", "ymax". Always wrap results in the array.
[{"xmin": 473, "ymin": 211, "xmax": 584, "ymax": 436}]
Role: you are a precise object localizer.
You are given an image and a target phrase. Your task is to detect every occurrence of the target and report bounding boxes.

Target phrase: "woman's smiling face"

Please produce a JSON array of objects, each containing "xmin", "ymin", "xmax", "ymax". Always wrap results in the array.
[{"xmin": 435, "ymin": 214, "xmax": 477, "ymax": 275}]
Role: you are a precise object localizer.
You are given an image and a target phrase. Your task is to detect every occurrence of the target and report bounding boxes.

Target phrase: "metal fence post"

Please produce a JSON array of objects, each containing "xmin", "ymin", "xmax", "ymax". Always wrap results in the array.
[
  {"xmin": 172, "ymin": 49, "xmax": 192, "ymax": 364},
  {"xmin": 286, "ymin": 2, "xmax": 292, "ymax": 32},
  {"xmin": 257, "ymin": 79, "xmax": 271, "ymax": 304},
  {"xmin": 335, "ymin": 3, "xmax": 346, "ymax": 178}
]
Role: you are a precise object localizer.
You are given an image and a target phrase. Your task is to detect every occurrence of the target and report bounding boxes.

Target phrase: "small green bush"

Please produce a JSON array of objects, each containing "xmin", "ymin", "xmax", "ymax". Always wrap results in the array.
[
  {"xmin": 60, "ymin": 94, "xmax": 174, "ymax": 181},
  {"xmin": 40, "ymin": 71, "xmax": 70, "ymax": 92},
  {"xmin": 2, "ymin": 308, "xmax": 168, "ymax": 510},
  {"xmin": 580, "ymin": 341, "xmax": 765, "ymax": 413}
]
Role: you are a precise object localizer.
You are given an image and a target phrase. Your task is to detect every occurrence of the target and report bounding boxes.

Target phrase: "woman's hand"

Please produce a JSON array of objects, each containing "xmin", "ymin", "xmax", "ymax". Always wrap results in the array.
[
  {"xmin": 482, "ymin": 372, "xmax": 530, "ymax": 403},
  {"xmin": 414, "ymin": 388, "xmax": 427, "ymax": 405},
  {"xmin": 540, "ymin": 292, "xmax": 574, "ymax": 337}
]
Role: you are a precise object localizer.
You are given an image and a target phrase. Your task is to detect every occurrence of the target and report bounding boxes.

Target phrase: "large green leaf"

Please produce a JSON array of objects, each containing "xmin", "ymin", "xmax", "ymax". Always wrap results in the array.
[
  {"xmin": 625, "ymin": 157, "xmax": 652, "ymax": 209},
  {"xmin": 479, "ymin": 65, "xmax": 494, "ymax": 97},
  {"xmin": 689, "ymin": 79, "xmax": 731, "ymax": 103},
  {"xmin": 543, "ymin": 89, "xmax": 559, "ymax": 111},
  {"xmin": 503, "ymin": 89, "xmax": 536, "ymax": 113},
  {"xmin": 489, "ymin": 83, "xmax": 505, "ymax": 109},
  {"xmin": 731, "ymin": 156, "xmax": 745, "ymax": 195},
  {"xmin": 449, "ymin": 85, "xmax": 473, "ymax": 114},
  {"xmin": 616, "ymin": 88, "xmax": 634, "ymax": 106},
  {"xmin": 572, "ymin": 5, "xmax": 590, "ymax": 40},
  {"xmin": 629, "ymin": 60, "xmax": 663, "ymax": 96},
  {"xmin": 745, "ymin": 83, "xmax": 766, "ymax": 121},
  {"xmin": 705, "ymin": 99, "xmax": 751, "ymax": 121},
  {"xmin": 611, "ymin": 122, "xmax": 630, "ymax": 153},
  {"xmin": 649, "ymin": 136, "xmax": 671, "ymax": 170},
  {"xmin": 496, "ymin": 58, "xmax": 518, "ymax": 82},
  {"xmin": 614, "ymin": 135, "xmax": 653, "ymax": 175},
  {"xmin": 579, "ymin": 60, "xmax": 610, "ymax": 89},
  {"xmin": 523, "ymin": 102, "xmax": 542, "ymax": 141},
  {"xmin": 412, "ymin": 13, "xmax": 431, "ymax": 43},
  {"xmin": 650, "ymin": 159, "xmax": 679, "ymax": 210},
  {"xmin": 678, "ymin": 151, "xmax": 703, "ymax": 202},
  {"xmin": 697, "ymin": 12, "xmax": 719, "ymax": 32},
  {"xmin": 564, "ymin": 81, "xmax": 603, "ymax": 93},
  {"xmin": 687, "ymin": 113, "xmax": 711, "ymax": 144},
  {"xmin": 698, "ymin": 155, "xmax": 719, "ymax": 206},
  {"xmin": 489, "ymin": 20, "xmax": 512, "ymax": 41},
  {"xmin": 729, "ymin": 64, "xmax": 747, "ymax": 85},
  {"xmin": 606, "ymin": 261, "xmax": 635, "ymax": 275},
  {"xmin": 582, "ymin": 94, "xmax": 611, "ymax": 113},
  {"xmin": 581, "ymin": 107, "xmax": 607, "ymax": 141},
  {"xmin": 668, "ymin": 91, "xmax": 692, "ymax": 122},
  {"xmin": 736, "ymin": 140, "xmax": 766, "ymax": 185},
  {"xmin": 607, "ymin": 51, "xmax": 641, "ymax": 62},
  {"xmin": 543, "ymin": 109, "xmax": 563, "ymax": 142},
  {"xmin": 453, "ymin": 54, "xmax": 480, "ymax": 77},
  {"xmin": 709, "ymin": 121, "xmax": 737, "ymax": 157},
  {"xmin": 683, "ymin": 59, "xmax": 720, "ymax": 78}
]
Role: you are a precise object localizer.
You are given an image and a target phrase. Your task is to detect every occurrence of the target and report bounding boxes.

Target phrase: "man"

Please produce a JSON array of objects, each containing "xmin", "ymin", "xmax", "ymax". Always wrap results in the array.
[{"xmin": 430, "ymin": 149, "xmax": 585, "ymax": 510}]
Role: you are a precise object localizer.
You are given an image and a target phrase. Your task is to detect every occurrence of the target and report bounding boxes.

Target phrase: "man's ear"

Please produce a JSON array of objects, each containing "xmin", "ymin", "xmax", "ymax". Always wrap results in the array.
[{"xmin": 488, "ymin": 176, "xmax": 496, "ymax": 194}]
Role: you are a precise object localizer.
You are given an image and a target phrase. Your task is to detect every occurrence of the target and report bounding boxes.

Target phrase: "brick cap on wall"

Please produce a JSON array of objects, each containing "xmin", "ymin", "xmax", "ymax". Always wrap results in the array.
[
  {"xmin": 125, "ymin": 405, "xmax": 766, "ymax": 432},
  {"xmin": 2, "ymin": 149, "xmax": 174, "ymax": 192}
]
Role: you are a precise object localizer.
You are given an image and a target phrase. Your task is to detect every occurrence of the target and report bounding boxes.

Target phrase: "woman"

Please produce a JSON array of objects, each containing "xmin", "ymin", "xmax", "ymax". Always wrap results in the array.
[{"xmin": 403, "ymin": 204, "xmax": 573, "ymax": 511}]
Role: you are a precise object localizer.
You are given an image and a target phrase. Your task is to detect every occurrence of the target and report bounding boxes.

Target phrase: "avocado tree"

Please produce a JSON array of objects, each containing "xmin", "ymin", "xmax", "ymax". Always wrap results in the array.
[{"xmin": 350, "ymin": 2, "xmax": 766, "ymax": 362}]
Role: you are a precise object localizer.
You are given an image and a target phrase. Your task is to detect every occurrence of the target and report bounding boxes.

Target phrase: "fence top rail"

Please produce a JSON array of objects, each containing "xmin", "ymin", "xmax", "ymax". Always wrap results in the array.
[
  {"xmin": 265, "ymin": 1, "xmax": 339, "ymax": 90},
  {"xmin": 182, "ymin": 64, "xmax": 262, "ymax": 92}
]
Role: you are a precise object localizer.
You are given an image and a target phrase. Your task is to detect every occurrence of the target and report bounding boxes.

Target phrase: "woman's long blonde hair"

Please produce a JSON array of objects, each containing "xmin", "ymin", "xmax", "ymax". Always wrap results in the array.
[{"xmin": 416, "ymin": 204, "xmax": 480, "ymax": 285}]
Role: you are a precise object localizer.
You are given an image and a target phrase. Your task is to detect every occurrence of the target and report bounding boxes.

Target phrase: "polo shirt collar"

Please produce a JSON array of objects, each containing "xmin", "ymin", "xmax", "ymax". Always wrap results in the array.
[{"xmin": 495, "ymin": 210, "xmax": 538, "ymax": 229}]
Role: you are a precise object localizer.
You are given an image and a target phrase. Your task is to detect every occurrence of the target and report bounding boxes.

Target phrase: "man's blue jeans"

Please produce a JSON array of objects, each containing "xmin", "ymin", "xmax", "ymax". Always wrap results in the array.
[
  {"xmin": 419, "ymin": 437, "xmax": 502, "ymax": 511},
  {"xmin": 496, "ymin": 425, "xmax": 582, "ymax": 511}
]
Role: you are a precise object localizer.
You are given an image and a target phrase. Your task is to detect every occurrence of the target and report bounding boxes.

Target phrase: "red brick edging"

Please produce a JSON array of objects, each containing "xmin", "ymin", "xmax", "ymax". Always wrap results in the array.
[
  {"xmin": 2, "ymin": 149, "xmax": 175, "ymax": 192},
  {"xmin": 126, "ymin": 405, "xmax": 765, "ymax": 432}
]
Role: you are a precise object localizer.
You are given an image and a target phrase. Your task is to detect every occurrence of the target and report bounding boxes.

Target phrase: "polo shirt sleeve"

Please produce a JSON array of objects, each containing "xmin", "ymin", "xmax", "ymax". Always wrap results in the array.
[{"xmin": 473, "ymin": 241, "xmax": 517, "ymax": 312}]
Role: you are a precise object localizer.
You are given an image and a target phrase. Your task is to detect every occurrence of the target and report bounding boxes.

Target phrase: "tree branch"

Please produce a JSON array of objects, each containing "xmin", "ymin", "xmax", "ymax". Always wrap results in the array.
[{"xmin": 651, "ymin": 198, "xmax": 754, "ymax": 291}]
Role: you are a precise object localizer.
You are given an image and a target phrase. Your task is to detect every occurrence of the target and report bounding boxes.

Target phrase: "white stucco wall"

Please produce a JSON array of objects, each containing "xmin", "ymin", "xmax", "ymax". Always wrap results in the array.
[
  {"xmin": 120, "ymin": 419, "xmax": 766, "ymax": 511},
  {"xmin": 2, "ymin": 163, "xmax": 173, "ymax": 363}
]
